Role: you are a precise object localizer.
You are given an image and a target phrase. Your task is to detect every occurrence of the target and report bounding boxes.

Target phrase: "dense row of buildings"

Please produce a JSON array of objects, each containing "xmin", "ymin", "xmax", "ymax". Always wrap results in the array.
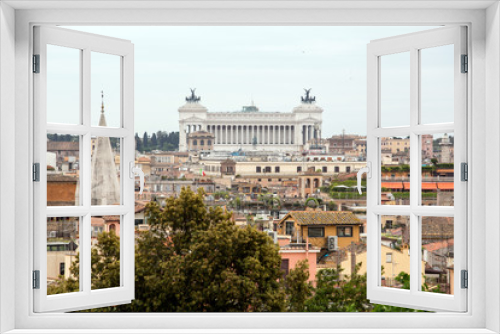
[{"xmin": 45, "ymin": 91, "xmax": 455, "ymax": 294}]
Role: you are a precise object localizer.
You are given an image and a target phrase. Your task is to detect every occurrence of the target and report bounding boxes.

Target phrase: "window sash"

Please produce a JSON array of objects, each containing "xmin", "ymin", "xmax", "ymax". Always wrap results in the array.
[
  {"xmin": 33, "ymin": 25, "xmax": 135, "ymax": 313},
  {"xmin": 366, "ymin": 26, "xmax": 467, "ymax": 312}
]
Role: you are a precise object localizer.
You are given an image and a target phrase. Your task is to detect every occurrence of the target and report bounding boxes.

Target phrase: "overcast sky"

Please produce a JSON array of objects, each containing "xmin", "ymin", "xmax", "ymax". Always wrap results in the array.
[{"xmin": 50, "ymin": 26, "xmax": 450, "ymax": 137}]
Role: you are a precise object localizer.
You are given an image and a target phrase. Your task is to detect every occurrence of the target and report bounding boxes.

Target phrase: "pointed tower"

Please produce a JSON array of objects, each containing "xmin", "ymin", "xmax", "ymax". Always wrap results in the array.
[{"xmin": 91, "ymin": 91, "xmax": 121, "ymax": 205}]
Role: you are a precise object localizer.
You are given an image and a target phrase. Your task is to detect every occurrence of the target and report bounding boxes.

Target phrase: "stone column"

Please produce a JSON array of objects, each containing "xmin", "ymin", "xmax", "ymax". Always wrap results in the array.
[
  {"xmin": 278, "ymin": 125, "xmax": 281, "ymax": 145},
  {"xmin": 225, "ymin": 125, "xmax": 228, "ymax": 144}
]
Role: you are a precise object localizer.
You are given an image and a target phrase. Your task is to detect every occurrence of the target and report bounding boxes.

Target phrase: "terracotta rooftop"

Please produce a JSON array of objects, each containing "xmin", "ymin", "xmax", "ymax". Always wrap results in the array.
[
  {"xmin": 47, "ymin": 174, "xmax": 78, "ymax": 182},
  {"xmin": 422, "ymin": 217, "xmax": 454, "ymax": 239},
  {"xmin": 281, "ymin": 211, "xmax": 363, "ymax": 226},
  {"xmin": 47, "ymin": 141, "xmax": 79, "ymax": 151}
]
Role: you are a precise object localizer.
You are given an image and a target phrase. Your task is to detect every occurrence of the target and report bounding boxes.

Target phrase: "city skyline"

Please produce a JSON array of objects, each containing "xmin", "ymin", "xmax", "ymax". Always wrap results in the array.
[{"xmin": 53, "ymin": 25, "xmax": 440, "ymax": 137}]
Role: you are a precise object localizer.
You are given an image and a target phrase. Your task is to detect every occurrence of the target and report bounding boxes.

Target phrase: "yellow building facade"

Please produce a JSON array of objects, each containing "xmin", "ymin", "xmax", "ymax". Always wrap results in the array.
[{"xmin": 278, "ymin": 211, "xmax": 363, "ymax": 249}]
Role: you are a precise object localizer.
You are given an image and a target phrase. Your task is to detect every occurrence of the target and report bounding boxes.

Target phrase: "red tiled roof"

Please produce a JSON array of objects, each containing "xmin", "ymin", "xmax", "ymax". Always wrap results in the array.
[
  {"xmin": 423, "ymin": 239, "xmax": 454, "ymax": 252},
  {"xmin": 281, "ymin": 211, "xmax": 363, "ymax": 226},
  {"xmin": 404, "ymin": 182, "xmax": 438, "ymax": 190},
  {"xmin": 437, "ymin": 182, "xmax": 454, "ymax": 190},
  {"xmin": 437, "ymin": 169, "xmax": 454, "ymax": 173},
  {"xmin": 381, "ymin": 182, "xmax": 403, "ymax": 190}
]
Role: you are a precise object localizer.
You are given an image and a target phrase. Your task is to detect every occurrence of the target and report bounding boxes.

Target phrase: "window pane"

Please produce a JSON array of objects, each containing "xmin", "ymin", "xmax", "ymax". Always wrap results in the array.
[
  {"xmin": 381, "ymin": 137, "xmax": 410, "ymax": 205},
  {"xmin": 91, "ymin": 136, "xmax": 121, "ymax": 205},
  {"xmin": 91, "ymin": 52, "xmax": 121, "ymax": 128},
  {"xmin": 91, "ymin": 215, "xmax": 121, "ymax": 290},
  {"xmin": 420, "ymin": 44, "xmax": 454, "ymax": 125},
  {"xmin": 380, "ymin": 52, "xmax": 410, "ymax": 127},
  {"xmin": 47, "ymin": 133, "xmax": 80, "ymax": 206},
  {"xmin": 47, "ymin": 217, "xmax": 80, "ymax": 295},
  {"xmin": 308, "ymin": 227, "xmax": 324, "ymax": 238},
  {"xmin": 421, "ymin": 216, "xmax": 454, "ymax": 295},
  {"xmin": 421, "ymin": 133, "xmax": 454, "ymax": 206},
  {"xmin": 380, "ymin": 215, "xmax": 410, "ymax": 289},
  {"xmin": 47, "ymin": 45, "xmax": 80, "ymax": 124}
]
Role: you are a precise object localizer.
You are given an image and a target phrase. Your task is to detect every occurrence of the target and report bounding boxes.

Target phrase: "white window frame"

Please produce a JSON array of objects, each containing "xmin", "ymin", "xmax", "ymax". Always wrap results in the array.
[
  {"xmin": 0, "ymin": 2, "xmax": 498, "ymax": 333},
  {"xmin": 366, "ymin": 26, "xmax": 467, "ymax": 312},
  {"xmin": 33, "ymin": 25, "xmax": 135, "ymax": 313}
]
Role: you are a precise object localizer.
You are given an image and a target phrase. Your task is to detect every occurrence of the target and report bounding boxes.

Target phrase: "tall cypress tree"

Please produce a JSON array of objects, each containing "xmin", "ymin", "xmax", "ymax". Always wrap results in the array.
[
  {"xmin": 143, "ymin": 132, "xmax": 149, "ymax": 151},
  {"xmin": 151, "ymin": 133, "xmax": 158, "ymax": 150},
  {"xmin": 135, "ymin": 133, "xmax": 143, "ymax": 152}
]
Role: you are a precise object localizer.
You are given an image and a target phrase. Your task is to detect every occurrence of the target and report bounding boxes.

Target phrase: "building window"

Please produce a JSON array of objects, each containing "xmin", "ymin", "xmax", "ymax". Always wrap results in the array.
[
  {"xmin": 386, "ymin": 220, "xmax": 393, "ymax": 229},
  {"xmin": 334, "ymin": 166, "xmax": 340, "ymax": 173},
  {"xmin": 337, "ymin": 226, "xmax": 353, "ymax": 237},
  {"xmin": 193, "ymin": 140, "xmax": 197, "ymax": 146},
  {"xmin": 208, "ymin": 140, "xmax": 211, "ymax": 145},
  {"xmin": 281, "ymin": 259, "xmax": 290, "ymax": 278},
  {"xmin": 346, "ymin": 166, "xmax": 351, "ymax": 173},
  {"xmin": 275, "ymin": 166, "xmax": 280, "ymax": 173},
  {"xmin": 265, "ymin": 166, "xmax": 271, "ymax": 173},
  {"xmin": 386, "ymin": 253, "xmax": 393, "ymax": 263},
  {"xmin": 308, "ymin": 226, "xmax": 325, "ymax": 238},
  {"xmin": 59, "ymin": 262, "xmax": 65, "ymax": 276},
  {"xmin": 268, "ymin": 179, "xmax": 272, "ymax": 182},
  {"xmin": 256, "ymin": 166, "xmax": 261, "ymax": 173},
  {"xmin": 322, "ymin": 166, "xmax": 327, "ymax": 173},
  {"xmin": 297, "ymin": 166, "xmax": 302, "ymax": 172},
  {"xmin": 200, "ymin": 140, "xmax": 204, "ymax": 145},
  {"xmin": 285, "ymin": 221, "xmax": 294, "ymax": 235}
]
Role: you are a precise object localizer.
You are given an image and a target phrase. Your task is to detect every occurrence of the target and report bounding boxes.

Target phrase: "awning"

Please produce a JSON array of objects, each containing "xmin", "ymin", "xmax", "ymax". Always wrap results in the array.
[
  {"xmin": 381, "ymin": 182, "xmax": 403, "ymax": 190},
  {"xmin": 437, "ymin": 182, "xmax": 454, "ymax": 190},
  {"xmin": 422, "ymin": 182, "xmax": 438, "ymax": 190},
  {"xmin": 402, "ymin": 182, "xmax": 437, "ymax": 190}
]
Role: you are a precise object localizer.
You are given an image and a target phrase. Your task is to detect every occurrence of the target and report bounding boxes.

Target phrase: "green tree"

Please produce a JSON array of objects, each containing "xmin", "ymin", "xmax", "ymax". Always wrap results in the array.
[
  {"xmin": 143, "ymin": 132, "xmax": 149, "ymax": 151},
  {"xmin": 135, "ymin": 133, "xmax": 143, "ymax": 152},
  {"xmin": 284, "ymin": 260, "xmax": 313, "ymax": 312},
  {"xmin": 151, "ymin": 132, "xmax": 158, "ymax": 149},
  {"xmin": 47, "ymin": 231, "xmax": 120, "ymax": 298},
  {"xmin": 56, "ymin": 187, "xmax": 285, "ymax": 312}
]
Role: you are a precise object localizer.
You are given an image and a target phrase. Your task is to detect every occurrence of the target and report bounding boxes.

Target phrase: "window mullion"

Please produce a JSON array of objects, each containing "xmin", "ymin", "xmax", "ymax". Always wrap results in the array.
[
  {"xmin": 409, "ymin": 46, "xmax": 420, "ymax": 293},
  {"xmin": 81, "ymin": 48, "xmax": 92, "ymax": 294}
]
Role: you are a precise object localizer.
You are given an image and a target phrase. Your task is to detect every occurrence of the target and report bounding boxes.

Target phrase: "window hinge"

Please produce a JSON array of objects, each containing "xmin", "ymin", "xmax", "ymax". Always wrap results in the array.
[
  {"xmin": 461, "ymin": 54, "xmax": 468, "ymax": 73},
  {"xmin": 33, "ymin": 270, "xmax": 40, "ymax": 289},
  {"xmin": 33, "ymin": 163, "xmax": 40, "ymax": 182},
  {"xmin": 33, "ymin": 54, "xmax": 40, "ymax": 73},
  {"xmin": 461, "ymin": 270, "xmax": 468, "ymax": 289},
  {"xmin": 461, "ymin": 162, "xmax": 468, "ymax": 181}
]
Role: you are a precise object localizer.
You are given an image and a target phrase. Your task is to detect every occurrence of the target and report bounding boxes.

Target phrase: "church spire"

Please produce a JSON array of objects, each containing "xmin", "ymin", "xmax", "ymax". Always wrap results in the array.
[
  {"xmin": 91, "ymin": 90, "xmax": 119, "ymax": 205},
  {"xmin": 101, "ymin": 90, "xmax": 105, "ymax": 113},
  {"xmin": 98, "ymin": 91, "xmax": 107, "ymax": 127}
]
